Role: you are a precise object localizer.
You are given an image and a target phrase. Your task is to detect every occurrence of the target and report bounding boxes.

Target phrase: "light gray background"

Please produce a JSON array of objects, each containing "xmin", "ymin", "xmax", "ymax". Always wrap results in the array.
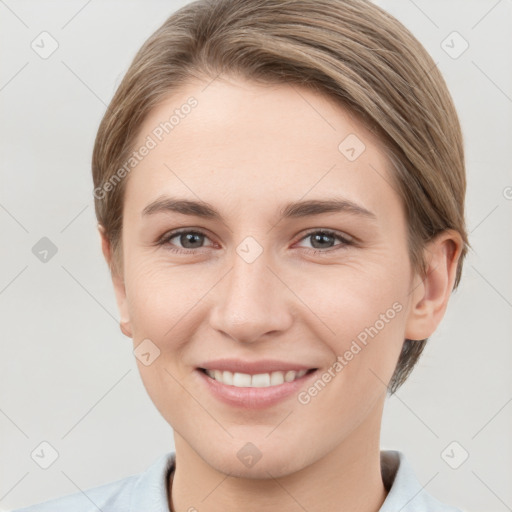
[{"xmin": 1, "ymin": 1, "xmax": 511, "ymax": 511}]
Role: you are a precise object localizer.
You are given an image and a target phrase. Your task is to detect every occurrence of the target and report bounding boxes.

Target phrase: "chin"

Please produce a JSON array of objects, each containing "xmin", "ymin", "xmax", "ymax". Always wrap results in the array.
[{"xmin": 200, "ymin": 440, "xmax": 310, "ymax": 480}]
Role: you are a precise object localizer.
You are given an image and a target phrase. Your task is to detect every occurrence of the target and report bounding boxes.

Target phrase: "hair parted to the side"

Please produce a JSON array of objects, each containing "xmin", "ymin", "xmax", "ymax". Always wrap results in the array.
[{"xmin": 92, "ymin": 0, "xmax": 469, "ymax": 394}]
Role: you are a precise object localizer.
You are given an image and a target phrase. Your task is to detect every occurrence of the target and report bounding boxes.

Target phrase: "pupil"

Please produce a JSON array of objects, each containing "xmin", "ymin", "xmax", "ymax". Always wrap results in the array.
[{"xmin": 182, "ymin": 233, "xmax": 202, "ymax": 248}]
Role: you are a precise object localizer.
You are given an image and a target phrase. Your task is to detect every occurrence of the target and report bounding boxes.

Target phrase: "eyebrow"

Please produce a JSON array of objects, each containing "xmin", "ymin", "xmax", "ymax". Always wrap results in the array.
[{"xmin": 141, "ymin": 196, "xmax": 377, "ymax": 221}]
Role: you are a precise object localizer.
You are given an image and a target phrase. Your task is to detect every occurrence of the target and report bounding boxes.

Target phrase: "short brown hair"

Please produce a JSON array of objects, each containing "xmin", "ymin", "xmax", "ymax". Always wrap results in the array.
[{"xmin": 92, "ymin": 0, "xmax": 469, "ymax": 394}]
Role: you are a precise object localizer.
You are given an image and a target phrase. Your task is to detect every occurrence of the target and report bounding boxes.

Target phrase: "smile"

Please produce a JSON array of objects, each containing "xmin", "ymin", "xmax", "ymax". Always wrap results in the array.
[
  {"xmin": 199, "ymin": 368, "xmax": 316, "ymax": 388},
  {"xmin": 196, "ymin": 366, "xmax": 319, "ymax": 409}
]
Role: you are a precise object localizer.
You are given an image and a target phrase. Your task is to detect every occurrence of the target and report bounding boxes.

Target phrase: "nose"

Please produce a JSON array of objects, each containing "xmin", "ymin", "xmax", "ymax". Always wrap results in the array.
[{"xmin": 208, "ymin": 247, "xmax": 294, "ymax": 344}]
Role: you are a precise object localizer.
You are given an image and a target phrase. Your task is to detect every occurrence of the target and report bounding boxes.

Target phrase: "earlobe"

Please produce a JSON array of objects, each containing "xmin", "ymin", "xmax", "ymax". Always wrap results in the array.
[
  {"xmin": 97, "ymin": 224, "xmax": 133, "ymax": 339},
  {"xmin": 404, "ymin": 230, "xmax": 463, "ymax": 341}
]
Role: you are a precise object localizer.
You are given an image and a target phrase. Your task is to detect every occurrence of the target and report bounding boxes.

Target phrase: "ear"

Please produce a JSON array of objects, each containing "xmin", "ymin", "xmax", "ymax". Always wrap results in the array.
[
  {"xmin": 405, "ymin": 230, "xmax": 463, "ymax": 341},
  {"xmin": 98, "ymin": 224, "xmax": 133, "ymax": 338}
]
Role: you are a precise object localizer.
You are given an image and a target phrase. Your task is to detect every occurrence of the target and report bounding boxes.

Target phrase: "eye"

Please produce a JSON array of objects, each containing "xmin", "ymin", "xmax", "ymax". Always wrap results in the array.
[
  {"xmin": 295, "ymin": 229, "xmax": 354, "ymax": 254},
  {"xmin": 157, "ymin": 229, "xmax": 214, "ymax": 254}
]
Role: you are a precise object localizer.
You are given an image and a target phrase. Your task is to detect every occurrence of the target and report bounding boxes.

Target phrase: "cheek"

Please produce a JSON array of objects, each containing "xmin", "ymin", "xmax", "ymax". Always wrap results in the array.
[
  {"xmin": 124, "ymin": 259, "xmax": 222, "ymax": 342},
  {"xmin": 297, "ymin": 255, "xmax": 408, "ymax": 333},
  {"xmin": 293, "ymin": 259, "xmax": 409, "ymax": 386}
]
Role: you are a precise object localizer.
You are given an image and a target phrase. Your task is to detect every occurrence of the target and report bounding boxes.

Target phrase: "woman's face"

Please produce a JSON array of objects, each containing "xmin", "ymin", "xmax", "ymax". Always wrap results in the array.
[{"xmin": 109, "ymin": 76, "xmax": 424, "ymax": 477}]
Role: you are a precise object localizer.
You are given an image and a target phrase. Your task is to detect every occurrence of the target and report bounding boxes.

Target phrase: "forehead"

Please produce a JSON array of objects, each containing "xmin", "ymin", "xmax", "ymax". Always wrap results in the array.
[{"xmin": 125, "ymin": 76, "xmax": 400, "ymax": 221}]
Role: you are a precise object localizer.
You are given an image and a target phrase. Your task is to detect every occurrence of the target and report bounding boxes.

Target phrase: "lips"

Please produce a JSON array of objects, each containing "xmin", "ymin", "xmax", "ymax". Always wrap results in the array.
[{"xmin": 196, "ymin": 365, "xmax": 319, "ymax": 409}]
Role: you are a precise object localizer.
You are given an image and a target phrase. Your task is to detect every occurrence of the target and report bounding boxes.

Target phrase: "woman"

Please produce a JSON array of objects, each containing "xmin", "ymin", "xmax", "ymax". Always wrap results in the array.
[{"xmin": 14, "ymin": 0, "xmax": 468, "ymax": 510}]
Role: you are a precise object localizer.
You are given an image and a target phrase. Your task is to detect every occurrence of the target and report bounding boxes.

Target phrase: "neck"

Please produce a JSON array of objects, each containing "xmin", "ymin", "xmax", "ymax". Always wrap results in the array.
[{"xmin": 169, "ymin": 408, "xmax": 387, "ymax": 512}]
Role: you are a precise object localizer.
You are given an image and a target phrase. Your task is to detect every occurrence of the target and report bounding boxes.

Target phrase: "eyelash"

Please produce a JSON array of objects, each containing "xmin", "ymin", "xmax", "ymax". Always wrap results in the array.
[{"xmin": 156, "ymin": 228, "xmax": 354, "ymax": 256}]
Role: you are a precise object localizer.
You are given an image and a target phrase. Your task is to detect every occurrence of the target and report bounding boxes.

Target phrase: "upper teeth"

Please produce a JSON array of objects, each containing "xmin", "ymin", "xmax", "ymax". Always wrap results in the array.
[{"xmin": 204, "ymin": 369, "xmax": 309, "ymax": 387}]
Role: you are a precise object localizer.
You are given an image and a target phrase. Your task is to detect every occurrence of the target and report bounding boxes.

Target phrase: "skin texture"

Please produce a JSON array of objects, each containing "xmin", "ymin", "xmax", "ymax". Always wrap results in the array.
[{"xmin": 99, "ymin": 76, "xmax": 462, "ymax": 512}]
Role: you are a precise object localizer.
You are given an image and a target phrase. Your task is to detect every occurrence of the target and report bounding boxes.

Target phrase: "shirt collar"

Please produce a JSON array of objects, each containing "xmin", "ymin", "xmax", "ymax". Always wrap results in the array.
[
  {"xmin": 130, "ymin": 451, "xmax": 175, "ymax": 511},
  {"xmin": 379, "ymin": 450, "xmax": 460, "ymax": 511},
  {"xmin": 129, "ymin": 450, "xmax": 459, "ymax": 512}
]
